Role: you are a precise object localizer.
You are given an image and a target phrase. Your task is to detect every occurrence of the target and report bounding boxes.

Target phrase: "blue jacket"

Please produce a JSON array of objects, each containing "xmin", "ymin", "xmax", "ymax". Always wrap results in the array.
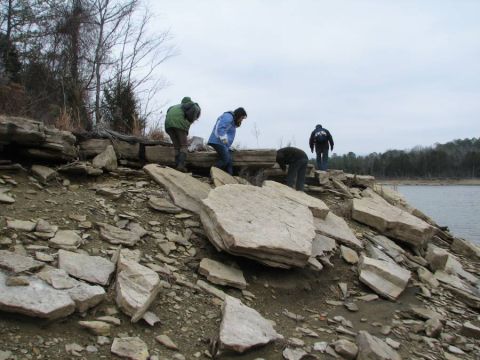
[{"xmin": 207, "ymin": 112, "xmax": 236, "ymax": 147}]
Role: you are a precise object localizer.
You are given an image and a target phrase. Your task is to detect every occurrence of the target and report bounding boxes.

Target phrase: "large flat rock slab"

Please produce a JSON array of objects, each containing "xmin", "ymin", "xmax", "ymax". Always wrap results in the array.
[
  {"xmin": 219, "ymin": 295, "xmax": 283, "ymax": 353},
  {"xmin": 116, "ymin": 257, "xmax": 161, "ymax": 322},
  {"xmin": 144, "ymin": 164, "xmax": 211, "ymax": 214},
  {"xmin": 58, "ymin": 250, "xmax": 115, "ymax": 286},
  {"xmin": 198, "ymin": 258, "xmax": 247, "ymax": 289},
  {"xmin": 0, "ymin": 251, "xmax": 44, "ymax": 273},
  {"xmin": 200, "ymin": 184, "xmax": 315, "ymax": 268},
  {"xmin": 263, "ymin": 180, "xmax": 329, "ymax": 219},
  {"xmin": 0, "ymin": 271, "xmax": 75, "ymax": 320},
  {"xmin": 358, "ymin": 256, "xmax": 411, "ymax": 300},
  {"xmin": 352, "ymin": 189, "xmax": 434, "ymax": 248},
  {"xmin": 314, "ymin": 212, "xmax": 363, "ymax": 250}
]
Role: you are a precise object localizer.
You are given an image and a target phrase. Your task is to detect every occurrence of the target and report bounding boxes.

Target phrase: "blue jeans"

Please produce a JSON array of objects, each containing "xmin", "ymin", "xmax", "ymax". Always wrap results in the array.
[
  {"xmin": 287, "ymin": 158, "xmax": 308, "ymax": 191},
  {"xmin": 316, "ymin": 147, "xmax": 329, "ymax": 171},
  {"xmin": 209, "ymin": 143, "xmax": 233, "ymax": 175}
]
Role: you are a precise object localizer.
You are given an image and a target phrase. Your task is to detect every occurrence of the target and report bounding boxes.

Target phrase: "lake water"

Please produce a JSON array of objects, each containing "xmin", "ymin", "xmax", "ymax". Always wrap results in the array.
[{"xmin": 394, "ymin": 185, "xmax": 480, "ymax": 245}]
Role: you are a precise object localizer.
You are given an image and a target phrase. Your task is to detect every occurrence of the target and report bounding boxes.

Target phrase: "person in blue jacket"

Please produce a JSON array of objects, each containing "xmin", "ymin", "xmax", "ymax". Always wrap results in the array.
[{"xmin": 207, "ymin": 107, "xmax": 247, "ymax": 175}]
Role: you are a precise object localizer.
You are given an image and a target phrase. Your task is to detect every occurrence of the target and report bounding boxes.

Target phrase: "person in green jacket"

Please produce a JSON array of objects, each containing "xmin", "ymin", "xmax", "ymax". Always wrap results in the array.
[{"xmin": 164, "ymin": 97, "xmax": 201, "ymax": 172}]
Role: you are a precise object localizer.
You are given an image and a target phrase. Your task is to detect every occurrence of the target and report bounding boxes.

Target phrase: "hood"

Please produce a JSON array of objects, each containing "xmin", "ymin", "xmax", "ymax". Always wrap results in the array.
[
  {"xmin": 181, "ymin": 96, "xmax": 193, "ymax": 104},
  {"xmin": 315, "ymin": 124, "xmax": 323, "ymax": 129}
]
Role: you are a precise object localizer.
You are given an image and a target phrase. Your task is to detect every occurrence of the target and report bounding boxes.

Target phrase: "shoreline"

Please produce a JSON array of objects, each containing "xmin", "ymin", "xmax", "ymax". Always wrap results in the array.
[{"xmin": 377, "ymin": 178, "xmax": 480, "ymax": 186}]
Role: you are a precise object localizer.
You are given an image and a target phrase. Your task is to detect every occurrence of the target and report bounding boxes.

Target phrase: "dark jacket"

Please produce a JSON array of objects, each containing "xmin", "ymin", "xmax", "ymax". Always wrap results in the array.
[
  {"xmin": 309, "ymin": 125, "xmax": 334, "ymax": 152},
  {"xmin": 276, "ymin": 147, "xmax": 308, "ymax": 171}
]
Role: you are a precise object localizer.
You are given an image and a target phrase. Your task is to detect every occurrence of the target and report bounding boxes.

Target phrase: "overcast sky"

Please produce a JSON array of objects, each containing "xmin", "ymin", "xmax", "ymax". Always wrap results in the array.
[{"xmin": 145, "ymin": 0, "xmax": 480, "ymax": 156}]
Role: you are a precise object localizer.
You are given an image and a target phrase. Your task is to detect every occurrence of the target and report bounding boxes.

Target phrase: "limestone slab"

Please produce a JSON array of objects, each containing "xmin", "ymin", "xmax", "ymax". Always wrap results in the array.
[
  {"xmin": 6, "ymin": 219, "xmax": 36, "ymax": 231},
  {"xmin": 31, "ymin": 165, "xmax": 56, "ymax": 182},
  {"xmin": 311, "ymin": 234, "xmax": 337, "ymax": 257},
  {"xmin": 201, "ymin": 184, "xmax": 315, "ymax": 268},
  {"xmin": 97, "ymin": 222, "xmax": 140, "ymax": 246},
  {"xmin": 356, "ymin": 331, "xmax": 401, "ymax": 360},
  {"xmin": 144, "ymin": 164, "xmax": 211, "ymax": 214},
  {"xmin": 92, "ymin": 144, "xmax": 117, "ymax": 171},
  {"xmin": 0, "ymin": 192, "xmax": 14, "ymax": 204},
  {"xmin": 111, "ymin": 337, "xmax": 149, "ymax": 360},
  {"xmin": 314, "ymin": 212, "xmax": 363, "ymax": 250},
  {"xmin": 49, "ymin": 230, "xmax": 82, "ymax": 250},
  {"xmin": 219, "ymin": 295, "xmax": 283, "ymax": 353},
  {"xmin": 263, "ymin": 180, "xmax": 329, "ymax": 219},
  {"xmin": 358, "ymin": 256, "xmax": 411, "ymax": 300},
  {"xmin": 147, "ymin": 196, "xmax": 181, "ymax": 213},
  {"xmin": 0, "ymin": 270, "xmax": 75, "ymax": 319},
  {"xmin": 352, "ymin": 189, "xmax": 434, "ymax": 248},
  {"xmin": 211, "ymin": 166, "xmax": 240, "ymax": 187},
  {"xmin": 0, "ymin": 251, "xmax": 44, "ymax": 273},
  {"xmin": 116, "ymin": 258, "xmax": 161, "ymax": 322},
  {"xmin": 199, "ymin": 258, "xmax": 247, "ymax": 289},
  {"xmin": 58, "ymin": 250, "xmax": 115, "ymax": 286}
]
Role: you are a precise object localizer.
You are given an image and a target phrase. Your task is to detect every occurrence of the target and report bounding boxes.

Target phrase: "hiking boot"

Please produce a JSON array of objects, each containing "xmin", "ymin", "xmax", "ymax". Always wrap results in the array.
[{"xmin": 176, "ymin": 152, "xmax": 188, "ymax": 173}]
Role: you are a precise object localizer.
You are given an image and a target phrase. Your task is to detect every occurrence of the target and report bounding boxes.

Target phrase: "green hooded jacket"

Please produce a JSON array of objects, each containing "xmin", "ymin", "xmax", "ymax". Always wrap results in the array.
[{"xmin": 164, "ymin": 97, "xmax": 199, "ymax": 132}]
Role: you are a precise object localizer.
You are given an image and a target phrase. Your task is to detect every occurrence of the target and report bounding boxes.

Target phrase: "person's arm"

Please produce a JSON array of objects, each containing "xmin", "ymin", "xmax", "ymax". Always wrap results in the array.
[
  {"xmin": 276, "ymin": 150, "xmax": 286, "ymax": 171},
  {"xmin": 215, "ymin": 113, "xmax": 233, "ymax": 145},
  {"xmin": 309, "ymin": 131, "xmax": 315, "ymax": 152},
  {"xmin": 328, "ymin": 131, "xmax": 334, "ymax": 151}
]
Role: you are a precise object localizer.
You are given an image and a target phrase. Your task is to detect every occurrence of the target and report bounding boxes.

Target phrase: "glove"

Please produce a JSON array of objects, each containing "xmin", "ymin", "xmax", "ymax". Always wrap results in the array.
[
  {"xmin": 331, "ymin": 146, "xmax": 334, "ymax": 151},
  {"xmin": 220, "ymin": 135, "xmax": 228, "ymax": 145}
]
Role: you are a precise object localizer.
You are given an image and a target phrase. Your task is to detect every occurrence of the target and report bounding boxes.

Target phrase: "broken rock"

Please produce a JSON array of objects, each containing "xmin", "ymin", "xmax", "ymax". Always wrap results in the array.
[
  {"xmin": 116, "ymin": 257, "xmax": 161, "ymax": 322},
  {"xmin": 148, "ymin": 196, "xmax": 182, "ymax": 213},
  {"xmin": 97, "ymin": 222, "xmax": 140, "ymax": 247},
  {"xmin": 49, "ymin": 230, "xmax": 82, "ymax": 250},
  {"xmin": 352, "ymin": 189, "xmax": 434, "ymax": 248},
  {"xmin": 144, "ymin": 164, "xmax": 211, "ymax": 214},
  {"xmin": 58, "ymin": 250, "xmax": 115, "ymax": 286},
  {"xmin": 111, "ymin": 337, "xmax": 149, "ymax": 360},
  {"xmin": 198, "ymin": 258, "xmax": 247, "ymax": 290},
  {"xmin": 210, "ymin": 166, "xmax": 240, "ymax": 187},
  {"xmin": 0, "ymin": 271, "xmax": 75, "ymax": 319},
  {"xmin": 219, "ymin": 295, "xmax": 283, "ymax": 353},
  {"xmin": 0, "ymin": 250, "xmax": 44, "ymax": 273},
  {"xmin": 92, "ymin": 144, "xmax": 117, "ymax": 171},
  {"xmin": 314, "ymin": 212, "xmax": 363, "ymax": 250},
  {"xmin": 358, "ymin": 256, "xmax": 411, "ymax": 300},
  {"xmin": 356, "ymin": 331, "xmax": 401, "ymax": 360},
  {"xmin": 31, "ymin": 165, "xmax": 56, "ymax": 183}
]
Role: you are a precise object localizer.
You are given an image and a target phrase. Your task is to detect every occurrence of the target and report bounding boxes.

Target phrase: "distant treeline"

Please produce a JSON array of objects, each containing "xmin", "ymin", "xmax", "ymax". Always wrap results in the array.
[{"xmin": 329, "ymin": 138, "xmax": 480, "ymax": 178}]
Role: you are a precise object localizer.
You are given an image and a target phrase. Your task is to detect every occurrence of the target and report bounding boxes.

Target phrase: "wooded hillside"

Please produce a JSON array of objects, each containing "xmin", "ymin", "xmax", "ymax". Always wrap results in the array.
[{"xmin": 329, "ymin": 138, "xmax": 480, "ymax": 178}]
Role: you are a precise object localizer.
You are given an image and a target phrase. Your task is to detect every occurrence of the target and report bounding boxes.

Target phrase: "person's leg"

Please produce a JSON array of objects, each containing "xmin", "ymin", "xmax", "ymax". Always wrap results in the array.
[
  {"xmin": 210, "ymin": 143, "xmax": 232, "ymax": 174},
  {"xmin": 176, "ymin": 129, "xmax": 188, "ymax": 172},
  {"xmin": 286, "ymin": 160, "xmax": 300, "ymax": 188},
  {"xmin": 321, "ymin": 147, "xmax": 329, "ymax": 170},
  {"xmin": 166, "ymin": 128, "xmax": 180, "ymax": 166},
  {"xmin": 315, "ymin": 151, "xmax": 322, "ymax": 170},
  {"xmin": 295, "ymin": 158, "xmax": 308, "ymax": 191}
]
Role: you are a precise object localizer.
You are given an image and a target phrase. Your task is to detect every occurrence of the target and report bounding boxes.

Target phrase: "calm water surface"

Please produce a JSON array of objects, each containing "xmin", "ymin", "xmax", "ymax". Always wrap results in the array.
[{"xmin": 394, "ymin": 185, "xmax": 480, "ymax": 245}]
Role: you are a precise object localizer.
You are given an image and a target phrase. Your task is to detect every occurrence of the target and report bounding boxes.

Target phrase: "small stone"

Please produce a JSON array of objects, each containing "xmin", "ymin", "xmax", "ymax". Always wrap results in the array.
[
  {"xmin": 313, "ymin": 341, "xmax": 328, "ymax": 352},
  {"xmin": 111, "ymin": 337, "xmax": 149, "ymax": 360},
  {"xmin": 97, "ymin": 336, "xmax": 111, "ymax": 345},
  {"xmin": 155, "ymin": 334, "xmax": 178, "ymax": 350},
  {"xmin": 142, "ymin": 311, "xmax": 161, "ymax": 326},
  {"xmin": 341, "ymin": 245, "xmax": 359, "ymax": 264},
  {"xmin": 334, "ymin": 339, "xmax": 358, "ymax": 360},
  {"xmin": 6, "ymin": 219, "xmax": 36, "ymax": 231},
  {"xmin": 6, "ymin": 276, "xmax": 30, "ymax": 286},
  {"xmin": 425, "ymin": 318, "xmax": 443, "ymax": 338},
  {"xmin": 385, "ymin": 338, "xmax": 400, "ymax": 349},
  {"xmin": 447, "ymin": 345, "xmax": 465, "ymax": 355},
  {"xmin": 78, "ymin": 321, "xmax": 111, "ymax": 336},
  {"xmin": 49, "ymin": 230, "xmax": 82, "ymax": 250},
  {"xmin": 282, "ymin": 347, "xmax": 308, "ymax": 360}
]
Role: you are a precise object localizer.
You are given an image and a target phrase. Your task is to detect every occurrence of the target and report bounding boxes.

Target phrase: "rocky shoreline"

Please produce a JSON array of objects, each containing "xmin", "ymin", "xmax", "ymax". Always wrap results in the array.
[{"xmin": 0, "ymin": 117, "xmax": 479, "ymax": 360}]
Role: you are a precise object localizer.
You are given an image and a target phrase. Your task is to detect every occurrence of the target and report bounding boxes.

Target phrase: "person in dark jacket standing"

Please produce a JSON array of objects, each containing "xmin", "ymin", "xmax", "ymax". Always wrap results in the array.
[
  {"xmin": 276, "ymin": 147, "xmax": 308, "ymax": 191},
  {"xmin": 207, "ymin": 107, "xmax": 247, "ymax": 175},
  {"xmin": 309, "ymin": 124, "xmax": 334, "ymax": 171},
  {"xmin": 164, "ymin": 96, "xmax": 201, "ymax": 172}
]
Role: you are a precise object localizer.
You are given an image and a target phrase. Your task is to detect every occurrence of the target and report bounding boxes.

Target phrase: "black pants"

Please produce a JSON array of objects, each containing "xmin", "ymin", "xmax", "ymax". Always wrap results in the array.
[
  {"xmin": 286, "ymin": 158, "xmax": 307, "ymax": 191},
  {"xmin": 166, "ymin": 127, "xmax": 188, "ymax": 167}
]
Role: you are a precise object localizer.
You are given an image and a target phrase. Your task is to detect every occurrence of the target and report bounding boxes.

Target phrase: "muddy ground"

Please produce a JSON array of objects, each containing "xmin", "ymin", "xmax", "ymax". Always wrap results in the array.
[{"xmin": 0, "ymin": 168, "xmax": 479, "ymax": 360}]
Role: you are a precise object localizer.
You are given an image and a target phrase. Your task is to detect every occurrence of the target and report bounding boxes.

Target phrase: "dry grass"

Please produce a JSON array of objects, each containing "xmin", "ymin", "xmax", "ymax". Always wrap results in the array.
[{"xmin": 145, "ymin": 118, "xmax": 168, "ymax": 141}]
